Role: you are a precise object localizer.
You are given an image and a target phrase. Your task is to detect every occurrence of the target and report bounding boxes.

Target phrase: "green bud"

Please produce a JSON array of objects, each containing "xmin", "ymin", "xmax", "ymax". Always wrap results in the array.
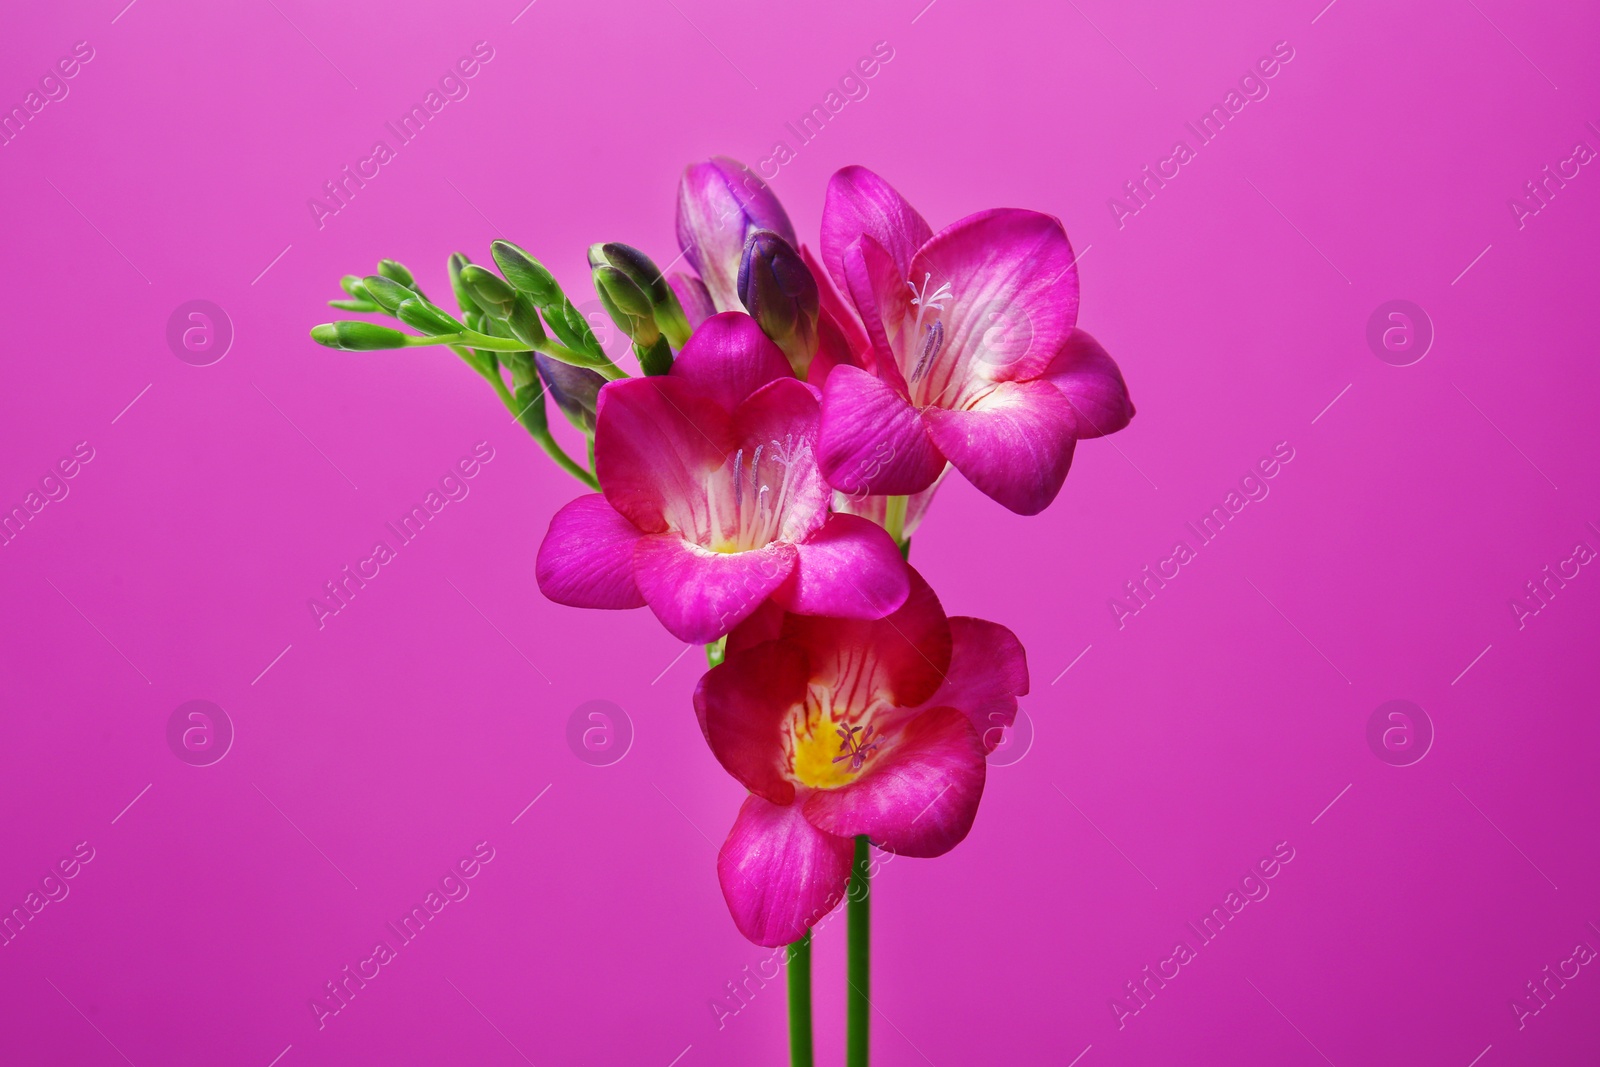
[
  {"xmin": 363, "ymin": 275, "xmax": 414, "ymax": 313},
  {"xmin": 329, "ymin": 298, "xmax": 380, "ymax": 312},
  {"xmin": 511, "ymin": 380, "xmax": 551, "ymax": 438},
  {"xmin": 310, "ymin": 321, "xmax": 412, "ymax": 351},
  {"xmin": 592, "ymin": 242, "xmax": 689, "ymax": 348},
  {"xmin": 490, "ymin": 240, "xmax": 559, "ymax": 304},
  {"xmin": 490, "ymin": 239, "xmax": 606, "ymax": 361},
  {"xmin": 600, "ymin": 243, "xmax": 670, "ymax": 305},
  {"xmin": 635, "ymin": 334, "xmax": 673, "ymax": 376},
  {"xmin": 499, "ymin": 349, "xmax": 536, "ymax": 387},
  {"xmin": 460, "ymin": 264, "xmax": 517, "ymax": 319},
  {"xmin": 594, "ymin": 265, "xmax": 660, "ymax": 346},
  {"xmin": 448, "ymin": 253, "xmax": 479, "ymax": 315},
  {"xmin": 396, "ymin": 299, "xmax": 460, "ymax": 336},
  {"xmin": 507, "ymin": 293, "xmax": 548, "ymax": 349},
  {"xmin": 340, "ymin": 275, "xmax": 373, "ymax": 300},
  {"xmin": 377, "ymin": 258, "xmax": 416, "ymax": 289}
]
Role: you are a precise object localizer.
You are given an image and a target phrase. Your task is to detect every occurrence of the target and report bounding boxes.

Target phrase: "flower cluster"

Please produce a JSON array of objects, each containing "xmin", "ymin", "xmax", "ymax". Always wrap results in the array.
[{"xmin": 309, "ymin": 157, "xmax": 1133, "ymax": 947}]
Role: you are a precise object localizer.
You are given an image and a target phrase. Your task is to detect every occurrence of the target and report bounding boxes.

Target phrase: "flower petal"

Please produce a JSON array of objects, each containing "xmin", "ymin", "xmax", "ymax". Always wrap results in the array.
[
  {"xmin": 821, "ymin": 165, "xmax": 932, "ymax": 294},
  {"xmin": 842, "ymin": 235, "xmax": 912, "ymax": 387},
  {"xmin": 773, "ymin": 513, "xmax": 910, "ymax": 620},
  {"xmin": 725, "ymin": 600, "xmax": 786, "ymax": 657},
  {"xmin": 670, "ymin": 312, "xmax": 795, "ymax": 412},
  {"xmin": 806, "ymin": 308, "xmax": 865, "ymax": 389},
  {"xmin": 803, "ymin": 243, "xmax": 870, "ymax": 360},
  {"xmin": 668, "ymin": 272, "xmax": 717, "ymax": 330},
  {"xmin": 803, "ymin": 706, "xmax": 986, "ymax": 858},
  {"xmin": 719, "ymin": 795, "xmax": 855, "ymax": 947},
  {"xmin": 534, "ymin": 494, "xmax": 645, "ymax": 610},
  {"xmin": 633, "ymin": 535, "xmax": 797, "ymax": 643},
  {"xmin": 921, "ymin": 378, "xmax": 1078, "ymax": 515},
  {"xmin": 918, "ymin": 618, "xmax": 1030, "ymax": 752},
  {"xmin": 781, "ymin": 565, "xmax": 951, "ymax": 710},
  {"xmin": 911, "ymin": 208, "xmax": 1080, "ymax": 387},
  {"xmin": 1045, "ymin": 328, "xmax": 1134, "ymax": 439},
  {"xmin": 594, "ymin": 376, "xmax": 731, "ymax": 534},
  {"xmin": 696, "ymin": 638, "xmax": 808, "ymax": 805},
  {"xmin": 818, "ymin": 365, "xmax": 947, "ymax": 497},
  {"xmin": 678, "ymin": 158, "xmax": 797, "ymax": 311}
]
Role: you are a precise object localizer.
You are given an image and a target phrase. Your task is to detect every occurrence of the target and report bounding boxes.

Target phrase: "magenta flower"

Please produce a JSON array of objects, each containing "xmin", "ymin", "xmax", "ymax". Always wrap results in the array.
[
  {"xmin": 535, "ymin": 313, "xmax": 910, "ymax": 644},
  {"xmin": 815, "ymin": 166, "xmax": 1135, "ymax": 515},
  {"xmin": 700, "ymin": 568, "xmax": 1029, "ymax": 946}
]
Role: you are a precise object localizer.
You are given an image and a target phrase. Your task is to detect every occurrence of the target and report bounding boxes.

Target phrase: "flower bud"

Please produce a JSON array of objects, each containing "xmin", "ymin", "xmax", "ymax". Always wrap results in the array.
[
  {"xmin": 501, "ymin": 293, "xmax": 545, "ymax": 350},
  {"xmin": 676, "ymin": 157, "xmax": 797, "ymax": 312},
  {"xmin": 340, "ymin": 275, "xmax": 373, "ymax": 300},
  {"xmin": 459, "ymin": 264, "xmax": 517, "ymax": 319},
  {"xmin": 490, "ymin": 240, "xmax": 560, "ymax": 305},
  {"xmin": 448, "ymin": 253, "xmax": 480, "ymax": 315},
  {"xmin": 310, "ymin": 321, "xmax": 412, "ymax": 351},
  {"xmin": 634, "ymin": 334, "xmax": 673, "ymax": 377},
  {"xmin": 363, "ymin": 274, "xmax": 416, "ymax": 313},
  {"xmin": 535, "ymin": 352, "xmax": 604, "ymax": 432},
  {"xmin": 738, "ymin": 230, "xmax": 819, "ymax": 377},
  {"xmin": 396, "ymin": 299, "xmax": 459, "ymax": 336},
  {"xmin": 490, "ymin": 240, "xmax": 605, "ymax": 361},
  {"xmin": 512, "ymin": 380, "xmax": 551, "ymax": 438},
  {"xmin": 377, "ymin": 258, "xmax": 416, "ymax": 289},
  {"xmin": 593, "ymin": 264, "xmax": 661, "ymax": 347},
  {"xmin": 597, "ymin": 242, "xmax": 691, "ymax": 348}
]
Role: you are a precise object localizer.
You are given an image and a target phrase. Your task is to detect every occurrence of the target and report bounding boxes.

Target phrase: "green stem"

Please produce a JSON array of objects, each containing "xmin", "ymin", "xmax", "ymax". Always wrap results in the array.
[
  {"xmin": 786, "ymin": 932, "xmax": 814, "ymax": 1067},
  {"xmin": 847, "ymin": 834, "xmax": 870, "ymax": 1067},
  {"xmin": 531, "ymin": 429, "xmax": 599, "ymax": 488},
  {"xmin": 453, "ymin": 345, "xmax": 598, "ymax": 490},
  {"xmin": 704, "ymin": 637, "xmax": 727, "ymax": 669},
  {"xmin": 414, "ymin": 330, "xmax": 628, "ymax": 379},
  {"xmin": 882, "ymin": 496, "xmax": 908, "ymax": 548}
]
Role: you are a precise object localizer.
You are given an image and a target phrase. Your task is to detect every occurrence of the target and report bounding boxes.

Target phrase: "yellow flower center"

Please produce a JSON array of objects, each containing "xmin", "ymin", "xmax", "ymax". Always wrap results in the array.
[{"xmin": 787, "ymin": 702, "xmax": 883, "ymax": 790}]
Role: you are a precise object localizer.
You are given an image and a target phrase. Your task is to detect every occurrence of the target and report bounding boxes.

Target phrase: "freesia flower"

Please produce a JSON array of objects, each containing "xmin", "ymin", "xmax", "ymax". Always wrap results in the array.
[
  {"xmin": 700, "ymin": 568, "xmax": 1029, "ymax": 946},
  {"xmin": 815, "ymin": 165, "xmax": 1135, "ymax": 515},
  {"xmin": 535, "ymin": 313, "xmax": 910, "ymax": 644}
]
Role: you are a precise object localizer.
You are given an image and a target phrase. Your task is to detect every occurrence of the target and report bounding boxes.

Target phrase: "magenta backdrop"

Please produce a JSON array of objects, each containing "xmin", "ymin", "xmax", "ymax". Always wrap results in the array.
[{"xmin": 3, "ymin": 0, "xmax": 1598, "ymax": 1064}]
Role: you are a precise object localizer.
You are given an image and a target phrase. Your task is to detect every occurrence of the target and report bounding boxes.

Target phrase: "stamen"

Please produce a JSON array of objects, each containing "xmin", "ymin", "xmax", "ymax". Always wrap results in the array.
[
  {"xmin": 831, "ymin": 722, "xmax": 882, "ymax": 771},
  {"xmin": 910, "ymin": 320, "xmax": 945, "ymax": 383},
  {"xmin": 733, "ymin": 448, "xmax": 744, "ymax": 511}
]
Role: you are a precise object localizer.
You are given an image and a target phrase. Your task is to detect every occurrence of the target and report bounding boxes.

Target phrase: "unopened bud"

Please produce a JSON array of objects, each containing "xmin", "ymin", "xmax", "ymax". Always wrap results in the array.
[
  {"xmin": 593, "ymin": 265, "xmax": 661, "ymax": 346},
  {"xmin": 377, "ymin": 259, "xmax": 416, "ymax": 289},
  {"xmin": 535, "ymin": 352, "xmax": 605, "ymax": 432},
  {"xmin": 362, "ymin": 275, "xmax": 414, "ymax": 313},
  {"xmin": 459, "ymin": 265, "xmax": 517, "ymax": 319},
  {"xmin": 310, "ymin": 321, "xmax": 412, "ymax": 351},
  {"xmin": 490, "ymin": 241, "xmax": 559, "ymax": 305},
  {"xmin": 396, "ymin": 299, "xmax": 459, "ymax": 336},
  {"xmin": 738, "ymin": 230, "xmax": 819, "ymax": 377},
  {"xmin": 448, "ymin": 253, "xmax": 479, "ymax": 315}
]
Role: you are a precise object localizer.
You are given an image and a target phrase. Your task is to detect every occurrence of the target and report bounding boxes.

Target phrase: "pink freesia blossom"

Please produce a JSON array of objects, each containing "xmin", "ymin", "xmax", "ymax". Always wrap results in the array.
[
  {"xmin": 535, "ymin": 313, "xmax": 910, "ymax": 644},
  {"xmin": 815, "ymin": 165, "xmax": 1135, "ymax": 515},
  {"xmin": 700, "ymin": 568, "xmax": 1028, "ymax": 946}
]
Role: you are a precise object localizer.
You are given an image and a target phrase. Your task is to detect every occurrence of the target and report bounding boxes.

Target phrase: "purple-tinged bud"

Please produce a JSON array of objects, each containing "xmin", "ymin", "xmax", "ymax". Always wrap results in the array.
[
  {"xmin": 676, "ymin": 157, "xmax": 797, "ymax": 313},
  {"xmin": 534, "ymin": 352, "xmax": 604, "ymax": 433},
  {"xmin": 738, "ymin": 230, "xmax": 820, "ymax": 378}
]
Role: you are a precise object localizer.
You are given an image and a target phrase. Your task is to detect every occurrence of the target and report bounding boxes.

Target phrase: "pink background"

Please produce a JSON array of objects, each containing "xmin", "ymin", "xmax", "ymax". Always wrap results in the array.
[{"xmin": 2, "ymin": 0, "xmax": 1598, "ymax": 1063}]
